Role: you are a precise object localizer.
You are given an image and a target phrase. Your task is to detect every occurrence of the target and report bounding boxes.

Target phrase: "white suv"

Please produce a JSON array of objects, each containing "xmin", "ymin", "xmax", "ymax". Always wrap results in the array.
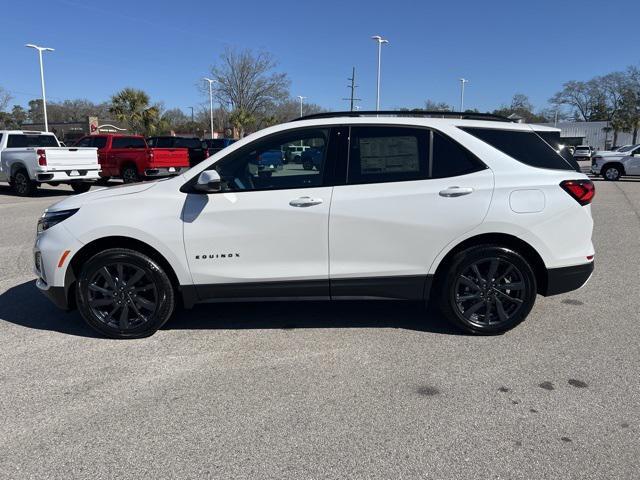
[{"xmin": 34, "ymin": 112, "xmax": 595, "ymax": 339}]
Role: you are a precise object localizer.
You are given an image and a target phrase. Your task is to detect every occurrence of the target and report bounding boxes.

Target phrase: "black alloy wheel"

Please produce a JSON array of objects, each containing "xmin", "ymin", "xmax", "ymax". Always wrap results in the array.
[
  {"xmin": 439, "ymin": 245, "xmax": 536, "ymax": 334},
  {"xmin": 76, "ymin": 249, "xmax": 175, "ymax": 338},
  {"xmin": 122, "ymin": 166, "xmax": 140, "ymax": 183}
]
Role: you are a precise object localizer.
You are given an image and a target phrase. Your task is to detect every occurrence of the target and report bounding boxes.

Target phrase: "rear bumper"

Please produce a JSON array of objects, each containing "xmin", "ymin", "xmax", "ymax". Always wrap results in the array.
[
  {"xmin": 541, "ymin": 261, "xmax": 594, "ymax": 296},
  {"xmin": 36, "ymin": 169, "xmax": 101, "ymax": 182},
  {"xmin": 144, "ymin": 167, "xmax": 189, "ymax": 177}
]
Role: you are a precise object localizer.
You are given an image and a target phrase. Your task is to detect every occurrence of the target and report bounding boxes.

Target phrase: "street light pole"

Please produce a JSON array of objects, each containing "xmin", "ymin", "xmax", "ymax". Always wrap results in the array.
[
  {"xmin": 459, "ymin": 78, "xmax": 469, "ymax": 113},
  {"xmin": 371, "ymin": 35, "xmax": 389, "ymax": 111},
  {"xmin": 203, "ymin": 78, "xmax": 215, "ymax": 139},
  {"xmin": 297, "ymin": 95, "xmax": 306, "ymax": 117},
  {"xmin": 25, "ymin": 44, "xmax": 54, "ymax": 132}
]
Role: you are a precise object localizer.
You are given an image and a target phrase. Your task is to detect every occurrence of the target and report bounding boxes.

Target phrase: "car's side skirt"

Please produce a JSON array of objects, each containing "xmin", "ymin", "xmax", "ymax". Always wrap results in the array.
[{"xmin": 182, "ymin": 275, "xmax": 434, "ymax": 308}]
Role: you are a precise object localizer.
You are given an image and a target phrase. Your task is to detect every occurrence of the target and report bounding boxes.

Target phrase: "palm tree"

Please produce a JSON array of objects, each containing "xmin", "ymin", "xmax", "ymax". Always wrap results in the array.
[
  {"xmin": 228, "ymin": 108, "xmax": 255, "ymax": 138},
  {"xmin": 109, "ymin": 88, "xmax": 160, "ymax": 135}
]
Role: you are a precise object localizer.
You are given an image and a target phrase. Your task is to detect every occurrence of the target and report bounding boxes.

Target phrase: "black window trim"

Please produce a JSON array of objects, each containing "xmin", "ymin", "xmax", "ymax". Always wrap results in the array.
[
  {"xmin": 342, "ymin": 124, "xmax": 487, "ymax": 187},
  {"xmin": 181, "ymin": 125, "xmax": 337, "ymax": 194}
]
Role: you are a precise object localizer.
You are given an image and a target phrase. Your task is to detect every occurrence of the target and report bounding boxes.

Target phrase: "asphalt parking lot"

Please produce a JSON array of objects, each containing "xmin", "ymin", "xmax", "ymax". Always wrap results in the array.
[{"xmin": 0, "ymin": 178, "xmax": 639, "ymax": 480}]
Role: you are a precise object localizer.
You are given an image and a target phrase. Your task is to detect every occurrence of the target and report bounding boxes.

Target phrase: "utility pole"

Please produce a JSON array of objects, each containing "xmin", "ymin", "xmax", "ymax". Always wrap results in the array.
[
  {"xmin": 187, "ymin": 106, "xmax": 195, "ymax": 135},
  {"xmin": 25, "ymin": 44, "xmax": 54, "ymax": 132},
  {"xmin": 297, "ymin": 95, "xmax": 306, "ymax": 117},
  {"xmin": 459, "ymin": 78, "xmax": 469, "ymax": 113},
  {"xmin": 342, "ymin": 67, "xmax": 361, "ymax": 111},
  {"xmin": 203, "ymin": 78, "xmax": 214, "ymax": 139},
  {"xmin": 371, "ymin": 35, "xmax": 389, "ymax": 111}
]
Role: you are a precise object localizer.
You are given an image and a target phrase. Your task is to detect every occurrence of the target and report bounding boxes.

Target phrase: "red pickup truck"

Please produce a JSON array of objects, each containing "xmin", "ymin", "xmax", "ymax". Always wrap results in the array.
[{"xmin": 74, "ymin": 134, "xmax": 190, "ymax": 183}]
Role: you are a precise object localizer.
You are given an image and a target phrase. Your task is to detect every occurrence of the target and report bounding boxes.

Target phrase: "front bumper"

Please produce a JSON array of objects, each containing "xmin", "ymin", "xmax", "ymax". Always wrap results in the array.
[
  {"xmin": 541, "ymin": 261, "xmax": 594, "ymax": 296},
  {"xmin": 34, "ymin": 224, "xmax": 83, "ymax": 310}
]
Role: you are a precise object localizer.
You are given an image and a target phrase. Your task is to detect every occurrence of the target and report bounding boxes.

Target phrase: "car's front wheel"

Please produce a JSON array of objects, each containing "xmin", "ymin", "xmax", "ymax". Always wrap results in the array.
[
  {"xmin": 602, "ymin": 165, "xmax": 621, "ymax": 181},
  {"xmin": 437, "ymin": 245, "xmax": 537, "ymax": 335},
  {"xmin": 76, "ymin": 248, "xmax": 175, "ymax": 339}
]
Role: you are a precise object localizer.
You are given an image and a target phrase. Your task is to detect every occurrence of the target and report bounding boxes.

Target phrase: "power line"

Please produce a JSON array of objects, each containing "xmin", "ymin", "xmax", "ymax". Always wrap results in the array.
[{"xmin": 342, "ymin": 66, "xmax": 361, "ymax": 112}]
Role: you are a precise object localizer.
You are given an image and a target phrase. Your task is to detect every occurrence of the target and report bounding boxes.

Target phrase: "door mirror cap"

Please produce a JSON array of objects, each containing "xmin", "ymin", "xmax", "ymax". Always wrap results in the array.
[{"xmin": 194, "ymin": 170, "xmax": 221, "ymax": 193}]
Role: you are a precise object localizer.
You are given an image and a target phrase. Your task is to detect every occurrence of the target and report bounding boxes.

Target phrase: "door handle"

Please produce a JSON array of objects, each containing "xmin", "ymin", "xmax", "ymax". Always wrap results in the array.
[
  {"xmin": 289, "ymin": 196, "xmax": 323, "ymax": 207},
  {"xmin": 439, "ymin": 186, "xmax": 474, "ymax": 197}
]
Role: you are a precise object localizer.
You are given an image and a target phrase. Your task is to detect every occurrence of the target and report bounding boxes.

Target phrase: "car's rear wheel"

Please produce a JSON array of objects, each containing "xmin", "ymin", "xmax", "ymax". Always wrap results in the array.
[
  {"xmin": 71, "ymin": 183, "xmax": 92, "ymax": 194},
  {"xmin": 11, "ymin": 169, "xmax": 38, "ymax": 196},
  {"xmin": 76, "ymin": 248, "xmax": 175, "ymax": 339},
  {"xmin": 602, "ymin": 165, "xmax": 621, "ymax": 181},
  {"xmin": 303, "ymin": 160, "xmax": 313, "ymax": 170},
  {"xmin": 122, "ymin": 166, "xmax": 140, "ymax": 183},
  {"xmin": 438, "ymin": 245, "xmax": 537, "ymax": 335}
]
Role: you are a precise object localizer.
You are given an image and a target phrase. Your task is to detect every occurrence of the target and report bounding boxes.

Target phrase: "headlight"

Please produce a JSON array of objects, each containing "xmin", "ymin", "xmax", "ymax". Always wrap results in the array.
[{"xmin": 37, "ymin": 209, "xmax": 79, "ymax": 234}]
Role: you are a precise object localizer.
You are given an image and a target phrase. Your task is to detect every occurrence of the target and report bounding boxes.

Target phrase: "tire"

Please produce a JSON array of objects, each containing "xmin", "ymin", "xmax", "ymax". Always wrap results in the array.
[
  {"xmin": 437, "ymin": 245, "xmax": 537, "ymax": 335},
  {"xmin": 71, "ymin": 183, "xmax": 92, "ymax": 194},
  {"xmin": 76, "ymin": 248, "xmax": 175, "ymax": 339},
  {"xmin": 302, "ymin": 160, "xmax": 313, "ymax": 170},
  {"xmin": 122, "ymin": 166, "xmax": 140, "ymax": 183},
  {"xmin": 96, "ymin": 176, "xmax": 111, "ymax": 186},
  {"xmin": 601, "ymin": 165, "xmax": 621, "ymax": 181},
  {"xmin": 10, "ymin": 169, "xmax": 38, "ymax": 196}
]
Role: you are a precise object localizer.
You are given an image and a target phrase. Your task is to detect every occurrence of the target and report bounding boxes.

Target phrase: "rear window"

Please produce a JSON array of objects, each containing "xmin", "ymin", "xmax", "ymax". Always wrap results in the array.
[
  {"xmin": 112, "ymin": 137, "xmax": 146, "ymax": 149},
  {"xmin": 461, "ymin": 127, "xmax": 574, "ymax": 171},
  {"xmin": 7, "ymin": 134, "xmax": 59, "ymax": 148}
]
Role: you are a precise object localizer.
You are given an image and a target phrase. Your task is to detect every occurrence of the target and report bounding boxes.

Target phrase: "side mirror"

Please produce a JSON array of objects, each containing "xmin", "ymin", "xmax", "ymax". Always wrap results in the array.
[{"xmin": 194, "ymin": 170, "xmax": 221, "ymax": 193}]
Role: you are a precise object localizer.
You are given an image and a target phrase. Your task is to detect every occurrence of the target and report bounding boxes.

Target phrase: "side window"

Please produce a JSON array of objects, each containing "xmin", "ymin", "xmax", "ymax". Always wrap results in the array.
[
  {"xmin": 147, "ymin": 138, "xmax": 157, "ymax": 147},
  {"xmin": 347, "ymin": 126, "xmax": 429, "ymax": 184},
  {"xmin": 432, "ymin": 132, "xmax": 484, "ymax": 178},
  {"xmin": 214, "ymin": 128, "xmax": 329, "ymax": 192},
  {"xmin": 92, "ymin": 137, "xmax": 107, "ymax": 149},
  {"xmin": 112, "ymin": 137, "xmax": 128, "ymax": 149},
  {"xmin": 75, "ymin": 137, "xmax": 92, "ymax": 147}
]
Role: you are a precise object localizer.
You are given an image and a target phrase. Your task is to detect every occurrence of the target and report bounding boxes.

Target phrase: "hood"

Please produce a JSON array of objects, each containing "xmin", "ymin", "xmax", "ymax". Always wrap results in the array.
[{"xmin": 47, "ymin": 181, "xmax": 158, "ymax": 212}]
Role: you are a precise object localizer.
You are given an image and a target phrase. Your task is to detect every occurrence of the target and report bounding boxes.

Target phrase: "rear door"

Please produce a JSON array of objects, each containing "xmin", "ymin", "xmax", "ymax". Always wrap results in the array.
[{"xmin": 329, "ymin": 126, "xmax": 494, "ymax": 299}]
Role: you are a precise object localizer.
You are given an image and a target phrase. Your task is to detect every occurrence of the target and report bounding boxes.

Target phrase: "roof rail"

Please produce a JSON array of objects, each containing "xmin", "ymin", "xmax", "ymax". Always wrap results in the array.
[{"xmin": 294, "ymin": 110, "xmax": 515, "ymax": 123}]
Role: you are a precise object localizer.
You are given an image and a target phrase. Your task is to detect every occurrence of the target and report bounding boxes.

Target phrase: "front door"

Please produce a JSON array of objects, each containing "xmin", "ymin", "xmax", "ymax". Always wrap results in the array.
[{"xmin": 183, "ymin": 127, "xmax": 334, "ymax": 299}]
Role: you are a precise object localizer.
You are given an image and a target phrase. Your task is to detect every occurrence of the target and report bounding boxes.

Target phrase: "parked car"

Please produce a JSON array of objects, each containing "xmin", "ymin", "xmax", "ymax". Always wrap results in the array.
[
  {"xmin": 250, "ymin": 148, "xmax": 284, "ymax": 176},
  {"xmin": 591, "ymin": 147, "xmax": 640, "ymax": 180},
  {"xmin": 301, "ymin": 146, "xmax": 324, "ymax": 170},
  {"xmin": 0, "ymin": 130, "xmax": 100, "ymax": 196},
  {"xmin": 35, "ymin": 111, "xmax": 594, "ymax": 339},
  {"xmin": 147, "ymin": 136, "xmax": 208, "ymax": 166},
  {"xmin": 202, "ymin": 138, "xmax": 236, "ymax": 156},
  {"xmin": 74, "ymin": 134, "xmax": 190, "ymax": 183},
  {"xmin": 572, "ymin": 145, "xmax": 594, "ymax": 161},
  {"xmin": 284, "ymin": 145, "xmax": 309, "ymax": 163}
]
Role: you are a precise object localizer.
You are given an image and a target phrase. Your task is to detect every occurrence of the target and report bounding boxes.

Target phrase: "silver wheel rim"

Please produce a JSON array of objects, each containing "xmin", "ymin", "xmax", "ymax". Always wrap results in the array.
[{"xmin": 605, "ymin": 168, "xmax": 618, "ymax": 180}]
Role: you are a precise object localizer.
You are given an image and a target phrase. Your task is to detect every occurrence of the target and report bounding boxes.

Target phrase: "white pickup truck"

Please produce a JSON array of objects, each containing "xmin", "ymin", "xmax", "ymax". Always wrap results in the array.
[{"xmin": 0, "ymin": 130, "xmax": 101, "ymax": 196}]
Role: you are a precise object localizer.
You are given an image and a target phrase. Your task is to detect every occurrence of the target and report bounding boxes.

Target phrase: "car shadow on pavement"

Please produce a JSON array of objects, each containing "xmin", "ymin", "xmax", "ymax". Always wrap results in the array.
[
  {"xmin": 0, "ymin": 280, "xmax": 461, "ymax": 337},
  {"xmin": 165, "ymin": 300, "xmax": 461, "ymax": 335},
  {"xmin": 0, "ymin": 185, "xmax": 74, "ymax": 197}
]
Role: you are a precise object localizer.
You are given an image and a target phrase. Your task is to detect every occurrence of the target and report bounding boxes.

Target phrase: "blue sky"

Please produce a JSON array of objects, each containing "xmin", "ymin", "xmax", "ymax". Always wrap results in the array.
[{"xmin": 1, "ymin": 0, "xmax": 639, "ymax": 115}]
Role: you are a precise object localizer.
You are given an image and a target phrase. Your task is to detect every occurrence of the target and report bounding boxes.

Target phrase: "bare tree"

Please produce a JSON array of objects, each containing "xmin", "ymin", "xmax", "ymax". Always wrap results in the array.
[
  {"xmin": 206, "ymin": 47, "xmax": 290, "ymax": 136},
  {"xmin": 0, "ymin": 87, "xmax": 12, "ymax": 112},
  {"xmin": 424, "ymin": 100, "xmax": 452, "ymax": 111}
]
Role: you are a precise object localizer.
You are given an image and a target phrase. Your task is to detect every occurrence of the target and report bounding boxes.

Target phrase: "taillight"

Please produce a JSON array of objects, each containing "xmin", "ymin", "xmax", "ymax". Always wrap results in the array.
[
  {"xmin": 560, "ymin": 179, "xmax": 595, "ymax": 206},
  {"xmin": 37, "ymin": 149, "xmax": 47, "ymax": 166}
]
